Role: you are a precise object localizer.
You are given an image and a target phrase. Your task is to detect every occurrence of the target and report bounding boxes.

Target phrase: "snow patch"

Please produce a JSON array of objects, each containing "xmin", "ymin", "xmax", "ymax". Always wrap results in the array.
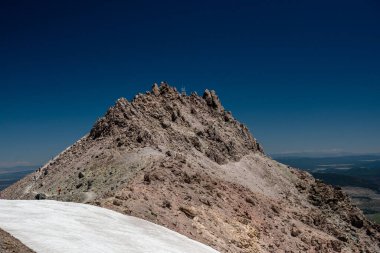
[{"xmin": 0, "ymin": 200, "xmax": 219, "ymax": 253}]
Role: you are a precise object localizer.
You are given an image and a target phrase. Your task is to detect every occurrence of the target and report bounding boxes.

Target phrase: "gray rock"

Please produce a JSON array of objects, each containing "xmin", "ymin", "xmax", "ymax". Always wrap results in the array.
[{"xmin": 78, "ymin": 172, "xmax": 85, "ymax": 179}]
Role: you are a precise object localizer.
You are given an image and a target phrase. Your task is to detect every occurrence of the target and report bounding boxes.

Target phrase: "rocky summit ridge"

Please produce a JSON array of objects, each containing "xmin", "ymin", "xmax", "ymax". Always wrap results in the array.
[
  {"xmin": 2, "ymin": 83, "xmax": 380, "ymax": 253},
  {"xmin": 89, "ymin": 82, "xmax": 263, "ymax": 165}
]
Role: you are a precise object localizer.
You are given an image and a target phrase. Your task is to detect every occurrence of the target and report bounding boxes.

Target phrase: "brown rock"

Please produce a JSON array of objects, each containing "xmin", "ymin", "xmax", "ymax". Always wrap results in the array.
[
  {"xmin": 113, "ymin": 199, "xmax": 122, "ymax": 206},
  {"xmin": 152, "ymin": 83, "xmax": 160, "ymax": 96},
  {"xmin": 203, "ymin": 89, "xmax": 223, "ymax": 111},
  {"xmin": 291, "ymin": 226, "xmax": 302, "ymax": 237},
  {"xmin": 179, "ymin": 206, "xmax": 196, "ymax": 219},
  {"xmin": 245, "ymin": 197, "xmax": 256, "ymax": 206},
  {"xmin": 162, "ymin": 200, "xmax": 171, "ymax": 209}
]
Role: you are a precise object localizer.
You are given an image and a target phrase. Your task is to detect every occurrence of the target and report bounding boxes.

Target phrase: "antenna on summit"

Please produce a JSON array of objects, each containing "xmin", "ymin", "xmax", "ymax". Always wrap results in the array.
[{"xmin": 181, "ymin": 86, "xmax": 186, "ymax": 96}]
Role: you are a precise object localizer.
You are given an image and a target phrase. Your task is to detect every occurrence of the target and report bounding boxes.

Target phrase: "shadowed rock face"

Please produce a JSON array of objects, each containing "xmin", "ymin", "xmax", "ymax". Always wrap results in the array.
[{"xmin": 2, "ymin": 83, "xmax": 380, "ymax": 253}]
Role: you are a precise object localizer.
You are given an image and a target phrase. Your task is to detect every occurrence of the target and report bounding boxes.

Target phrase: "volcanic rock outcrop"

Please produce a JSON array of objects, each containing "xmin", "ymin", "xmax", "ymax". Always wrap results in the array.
[{"xmin": 2, "ymin": 83, "xmax": 379, "ymax": 252}]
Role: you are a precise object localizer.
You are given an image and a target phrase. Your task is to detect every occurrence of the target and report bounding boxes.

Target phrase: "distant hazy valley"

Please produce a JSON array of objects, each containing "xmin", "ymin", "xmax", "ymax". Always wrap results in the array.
[
  {"xmin": 0, "ymin": 166, "xmax": 37, "ymax": 191},
  {"xmin": 274, "ymin": 154, "xmax": 380, "ymax": 224}
]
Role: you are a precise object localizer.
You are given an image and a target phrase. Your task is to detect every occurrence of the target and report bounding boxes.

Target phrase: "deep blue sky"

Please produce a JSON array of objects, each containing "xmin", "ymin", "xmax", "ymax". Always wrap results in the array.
[{"xmin": 1, "ymin": 0, "xmax": 379, "ymax": 167}]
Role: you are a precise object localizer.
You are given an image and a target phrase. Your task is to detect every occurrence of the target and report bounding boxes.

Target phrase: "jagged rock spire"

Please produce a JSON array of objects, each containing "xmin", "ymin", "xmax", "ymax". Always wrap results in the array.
[
  {"xmin": 203, "ymin": 89, "xmax": 224, "ymax": 111},
  {"xmin": 89, "ymin": 83, "xmax": 263, "ymax": 162},
  {"xmin": 152, "ymin": 83, "xmax": 160, "ymax": 96}
]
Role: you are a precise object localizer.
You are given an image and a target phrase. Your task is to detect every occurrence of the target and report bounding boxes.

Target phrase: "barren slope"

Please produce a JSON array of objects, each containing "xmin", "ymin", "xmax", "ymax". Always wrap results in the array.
[
  {"xmin": 0, "ymin": 228, "xmax": 35, "ymax": 253},
  {"xmin": 2, "ymin": 83, "xmax": 380, "ymax": 252}
]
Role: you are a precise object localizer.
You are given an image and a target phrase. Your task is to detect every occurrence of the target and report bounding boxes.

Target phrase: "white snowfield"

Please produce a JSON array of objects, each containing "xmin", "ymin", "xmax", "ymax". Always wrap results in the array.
[{"xmin": 0, "ymin": 200, "xmax": 219, "ymax": 253}]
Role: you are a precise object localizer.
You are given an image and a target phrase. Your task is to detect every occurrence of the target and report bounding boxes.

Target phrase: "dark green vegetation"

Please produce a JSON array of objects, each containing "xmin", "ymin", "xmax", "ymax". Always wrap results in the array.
[{"xmin": 274, "ymin": 155, "xmax": 380, "ymax": 224}]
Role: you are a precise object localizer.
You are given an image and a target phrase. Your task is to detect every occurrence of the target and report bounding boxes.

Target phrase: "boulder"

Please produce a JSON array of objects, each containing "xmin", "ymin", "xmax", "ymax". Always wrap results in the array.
[
  {"xmin": 291, "ymin": 226, "xmax": 301, "ymax": 237},
  {"xmin": 35, "ymin": 193, "xmax": 47, "ymax": 200},
  {"xmin": 179, "ymin": 206, "xmax": 196, "ymax": 219},
  {"xmin": 350, "ymin": 215, "xmax": 364, "ymax": 228},
  {"xmin": 78, "ymin": 172, "xmax": 85, "ymax": 179}
]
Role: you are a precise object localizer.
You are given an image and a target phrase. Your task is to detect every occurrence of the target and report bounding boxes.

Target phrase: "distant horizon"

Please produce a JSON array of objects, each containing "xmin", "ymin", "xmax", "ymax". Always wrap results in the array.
[{"xmin": 270, "ymin": 151, "xmax": 380, "ymax": 158}]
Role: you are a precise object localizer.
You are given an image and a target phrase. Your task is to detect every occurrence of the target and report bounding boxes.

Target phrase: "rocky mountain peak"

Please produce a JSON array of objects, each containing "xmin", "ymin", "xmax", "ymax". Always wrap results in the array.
[
  {"xmin": 3, "ymin": 83, "xmax": 379, "ymax": 253},
  {"xmin": 89, "ymin": 83, "xmax": 263, "ymax": 164}
]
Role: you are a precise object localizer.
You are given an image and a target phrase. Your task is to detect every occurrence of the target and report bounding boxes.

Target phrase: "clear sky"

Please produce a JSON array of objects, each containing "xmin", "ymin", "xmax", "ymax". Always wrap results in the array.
[{"xmin": 1, "ymin": 0, "xmax": 379, "ymax": 167}]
